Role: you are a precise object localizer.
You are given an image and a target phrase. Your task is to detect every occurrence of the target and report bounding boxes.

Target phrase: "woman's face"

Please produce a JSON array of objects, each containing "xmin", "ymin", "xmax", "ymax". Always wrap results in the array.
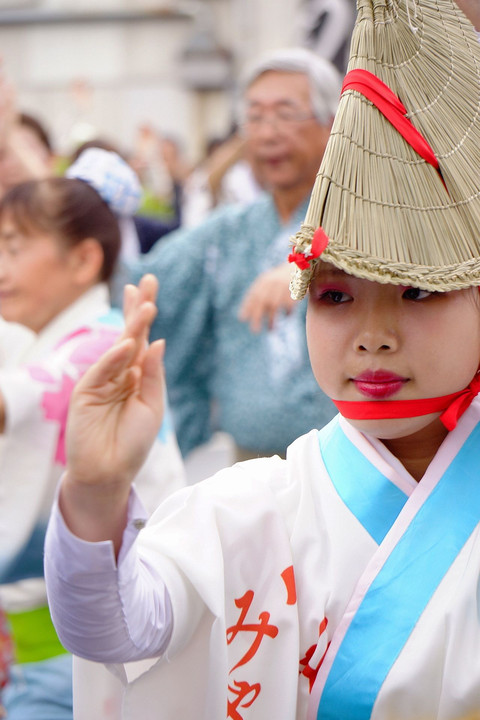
[
  {"xmin": 306, "ymin": 264, "xmax": 480, "ymax": 440},
  {"xmin": 0, "ymin": 215, "xmax": 85, "ymax": 333}
]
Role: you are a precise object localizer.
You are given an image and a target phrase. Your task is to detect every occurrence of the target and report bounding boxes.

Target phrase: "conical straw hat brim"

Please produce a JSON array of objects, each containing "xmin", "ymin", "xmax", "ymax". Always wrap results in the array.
[{"xmin": 290, "ymin": 0, "xmax": 480, "ymax": 300}]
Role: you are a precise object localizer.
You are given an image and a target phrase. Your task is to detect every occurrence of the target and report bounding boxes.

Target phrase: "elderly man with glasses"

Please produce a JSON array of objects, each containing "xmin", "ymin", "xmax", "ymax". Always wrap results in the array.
[{"xmin": 130, "ymin": 48, "xmax": 342, "ymax": 463}]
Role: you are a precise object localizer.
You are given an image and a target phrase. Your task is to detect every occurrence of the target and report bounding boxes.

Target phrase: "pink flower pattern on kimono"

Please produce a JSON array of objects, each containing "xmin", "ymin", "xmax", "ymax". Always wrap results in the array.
[{"xmin": 28, "ymin": 326, "xmax": 120, "ymax": 466}]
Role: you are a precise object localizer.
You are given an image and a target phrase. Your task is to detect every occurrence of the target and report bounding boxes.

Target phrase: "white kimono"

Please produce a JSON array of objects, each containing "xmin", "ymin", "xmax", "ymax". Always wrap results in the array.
[
  {"xmin": 0, "ymin": 319, "xmax": 34, "ymax": 369},
  {"xmin": 45, "ymin": 397, "xmax": 480, "ymax": 719},
  {"xmin": 0, "ymin": 284, "xmax": 185, "ymax": 714}
]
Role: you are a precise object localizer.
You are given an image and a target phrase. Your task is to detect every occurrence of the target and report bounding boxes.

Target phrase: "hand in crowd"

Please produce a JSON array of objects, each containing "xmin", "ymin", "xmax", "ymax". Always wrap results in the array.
[
  {"xmin": 238, "ymin": 262, "xmax": 296, "ymax": 333},
  {"xmin": 0, "ymin": 63, "xmax": 17, "ymax": 150},
  {"xmin": 0, "ymin": 63, "xmax": 53, "ymax": 194},
  {"xmin": 206, "ymin": 133, "xmax": 246, "ymax": 199},
  {"xmin": 161, "ymin": 136, "xmax": 191, "ymax": 184}
]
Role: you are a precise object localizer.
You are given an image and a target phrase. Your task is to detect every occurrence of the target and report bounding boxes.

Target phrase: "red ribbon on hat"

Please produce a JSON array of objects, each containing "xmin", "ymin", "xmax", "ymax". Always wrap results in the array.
[
  {"xmin": 288, "ymin": 227, "xmax": 329, "ymax": 269},
  {"xmin": 342, "ymin": 69, "xmax": 439, "ymax": 171},
  {"xmin": 332, "ymin": 373, "xmax": 480, "ymax": 431}
]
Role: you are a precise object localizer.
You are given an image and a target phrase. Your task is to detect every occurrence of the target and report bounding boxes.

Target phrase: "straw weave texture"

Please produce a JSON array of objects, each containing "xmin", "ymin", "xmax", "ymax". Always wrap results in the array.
[{"xmin": 290, "ymin": 0, "xmax": 480, "ymax": 299}]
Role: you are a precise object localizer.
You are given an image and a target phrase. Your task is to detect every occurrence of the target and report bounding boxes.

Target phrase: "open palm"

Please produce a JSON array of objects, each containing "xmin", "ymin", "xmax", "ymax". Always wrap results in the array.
[
  {"xmin": 66, "ymin": 274, "xmax": 164, "ymax": 487},
  {"xmin": 60, "ymin": 276, "xmax": 166, "ymax": 547},
  {"xmin": 66, "ymin": 327, "xmax": 165, "ymax": 488}
]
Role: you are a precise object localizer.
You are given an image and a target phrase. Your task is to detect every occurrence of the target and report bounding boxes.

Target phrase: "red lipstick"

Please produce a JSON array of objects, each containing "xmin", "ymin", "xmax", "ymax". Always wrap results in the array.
[{"xmin": 353, "ymin": 370, "xmax": 407, "ymax": 399}]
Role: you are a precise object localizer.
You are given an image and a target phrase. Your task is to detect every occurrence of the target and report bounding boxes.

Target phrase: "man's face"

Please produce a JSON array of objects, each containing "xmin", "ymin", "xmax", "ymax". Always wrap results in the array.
[{"xmin": 243, "ymin": 71, "xmax": 331, "ymax": 195}]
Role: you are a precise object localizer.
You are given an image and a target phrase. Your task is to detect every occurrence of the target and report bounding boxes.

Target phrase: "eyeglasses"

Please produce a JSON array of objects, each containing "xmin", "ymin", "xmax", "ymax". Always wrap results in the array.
[{"xmin": 243, "ymin": 107, "xmax": 316, "ymax": 133}]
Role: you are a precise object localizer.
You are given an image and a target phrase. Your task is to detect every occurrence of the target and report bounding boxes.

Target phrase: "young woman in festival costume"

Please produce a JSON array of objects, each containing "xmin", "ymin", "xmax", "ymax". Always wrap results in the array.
[
  {"xmin": 0, "ymin": 149, "xmax": 185, "ymax": 720},
  {"xmin": 44, "ymin": 1, "xmax": 480, "ymax": 718}
]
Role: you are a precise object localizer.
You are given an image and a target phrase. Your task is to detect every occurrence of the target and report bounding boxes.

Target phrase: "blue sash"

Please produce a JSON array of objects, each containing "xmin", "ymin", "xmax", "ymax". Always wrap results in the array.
[
  {"xmin": 316, "ymin": 420, "xmax": 480, "ymax": 719},
  {"xmin": 319, "ymin": 419, "xmax": 408, "ymax": 545}
]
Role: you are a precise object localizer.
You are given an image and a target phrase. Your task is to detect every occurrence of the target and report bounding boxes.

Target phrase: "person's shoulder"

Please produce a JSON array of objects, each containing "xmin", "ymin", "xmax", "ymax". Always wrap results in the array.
[
  {"xmin": 156, "ymin": 454, "xmax": 285, "ymax": 516},
  {"xmin": 203, "ymin": 453, "xmax": 287, "ymax": 496},
  {"xmin": 182, "ymin": 433, "xmax": 320, "ymax": 522},
  {"xmin": 199, "ymin": 430, "xmax": 319, "ymax": 498}
]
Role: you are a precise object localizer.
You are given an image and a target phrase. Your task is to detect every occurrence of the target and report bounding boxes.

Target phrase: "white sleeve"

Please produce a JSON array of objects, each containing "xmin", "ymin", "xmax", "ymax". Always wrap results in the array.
[{"xmin": 44, "ymin": 486, "xmax": 174, "ymax": 664}]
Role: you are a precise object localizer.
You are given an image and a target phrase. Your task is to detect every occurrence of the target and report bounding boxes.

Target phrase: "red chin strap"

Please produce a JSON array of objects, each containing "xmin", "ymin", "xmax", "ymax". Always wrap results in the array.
[{"xmin": 332, "ymin": 373, "xmax": 480, "ymax": 432}]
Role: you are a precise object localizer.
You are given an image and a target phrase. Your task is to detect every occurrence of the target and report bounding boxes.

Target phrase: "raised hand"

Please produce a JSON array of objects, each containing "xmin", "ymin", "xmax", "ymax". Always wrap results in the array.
[
  {"xmin": 238, "ymin": 263, "xmax": 296, "ymax": 333},
  {"xmin": 59, "ymin": 275, "xmax": 165, "ymax": 551},
  {"xmin": 0, "ymin": 63, "xmax": 17, "ymax": 151}
]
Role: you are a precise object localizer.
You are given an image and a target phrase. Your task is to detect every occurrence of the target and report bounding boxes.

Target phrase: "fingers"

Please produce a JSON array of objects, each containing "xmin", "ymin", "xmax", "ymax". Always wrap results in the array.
[
  {"xmin": 123, "ymin": 283, "xmax": 136, "ymax": 323},
  {"xmin": 121, "ymin": 275, "xmax": 159, "ymax": 366},
  {"xmin": 76, "ymin": 338, "xmax": 137, "ymax": 395},
  {"xmin": 238, "ymin": 264, "xmax": 295, "ymax": 333},
  {"xmin": 238, "ymin": 293, "xmax": 270, "ymax": 333},
  {"xmin": 238, "ymin": 290, "xmax": 257, "ymax": 331},
  {"xmin": 138, "ymin": 339, "xmax": 166, "ymax": 412},
  {"xmin": 247, "ymin": 305, "xmax": 264, "ymax": 334},
  {"xmin": 138, "ymin": 273, "xmax": 159, "ymax": 304},
  {"xmin": 238, "ymin": 286, "xmax": 282, "ymax": 333},
  {"xmin": 124, "ymin": 274, "xmax": 158, "ymax": 313},
  {"xmin": 123, "ymin": 274, "xmax": 158, "ymax": 325},
  {"xmin": 125, "ymin": 299, "xmax": 157, "ymax": 341}
]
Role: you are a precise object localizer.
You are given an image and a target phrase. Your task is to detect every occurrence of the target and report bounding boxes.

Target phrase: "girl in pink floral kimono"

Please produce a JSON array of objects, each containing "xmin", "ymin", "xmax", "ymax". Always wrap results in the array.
[{"xmin": 0, "ymin": 149, "xmax": 184, "ymax": 719}]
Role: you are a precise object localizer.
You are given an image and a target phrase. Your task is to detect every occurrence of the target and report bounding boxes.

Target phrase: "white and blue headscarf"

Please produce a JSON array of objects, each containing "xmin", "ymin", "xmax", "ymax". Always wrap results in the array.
[{"xmin": 66, "ymin": 148, "xmax": 142, "ymax": 217}]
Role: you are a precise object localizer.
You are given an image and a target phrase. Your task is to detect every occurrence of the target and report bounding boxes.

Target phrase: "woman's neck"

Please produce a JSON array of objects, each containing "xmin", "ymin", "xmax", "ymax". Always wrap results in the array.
[{"xmin": 381, "ymin": 418, "xmax": 449, "ymax": 482}]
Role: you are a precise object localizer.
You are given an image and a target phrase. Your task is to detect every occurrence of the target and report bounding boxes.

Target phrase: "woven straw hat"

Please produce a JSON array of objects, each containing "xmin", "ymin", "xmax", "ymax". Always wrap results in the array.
[{"xmin": 290, "ymin": 0, "xmax": 480, "ymax": 300}]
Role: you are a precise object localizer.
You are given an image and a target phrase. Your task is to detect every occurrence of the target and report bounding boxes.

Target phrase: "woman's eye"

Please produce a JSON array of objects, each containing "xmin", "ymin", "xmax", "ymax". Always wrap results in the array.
[
  {"xmin": 402, "ymin": 287, "xmax": 432, "ymax": 301},
  {"xmin": 318, "ymin": 289, "xmax": 352, "ymax": 304}
]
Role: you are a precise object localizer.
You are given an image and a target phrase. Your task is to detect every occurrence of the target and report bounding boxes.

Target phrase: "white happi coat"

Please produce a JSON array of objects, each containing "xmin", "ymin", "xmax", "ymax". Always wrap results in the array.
[
  {"xmin": 0, "ymin": 283, "xmax": 184, "ymax": 627},
  {"xmin": 99, "ymin": 399, "xmax": 480, "ymax": 720}
]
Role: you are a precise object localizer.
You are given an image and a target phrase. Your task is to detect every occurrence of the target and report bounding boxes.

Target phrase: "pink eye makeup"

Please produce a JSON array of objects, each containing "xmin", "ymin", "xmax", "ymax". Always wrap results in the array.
[{"xmin": 309, "ymin": 274, "xmax": 354, "ymax": 304}]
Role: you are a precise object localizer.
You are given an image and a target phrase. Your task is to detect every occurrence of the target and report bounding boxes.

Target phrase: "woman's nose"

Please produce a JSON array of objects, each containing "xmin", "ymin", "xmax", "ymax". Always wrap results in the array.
[
  {"xmin": 357, "ymin": 338, "xmax": 393, "ymax": 352},
  {"xmin": 354, "ymin": 310, "xmax": 398, "ymax": 353}
]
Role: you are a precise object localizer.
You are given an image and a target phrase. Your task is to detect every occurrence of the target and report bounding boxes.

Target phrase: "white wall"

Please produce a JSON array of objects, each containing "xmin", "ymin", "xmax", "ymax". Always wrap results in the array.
[{"xmin": 0, "ymin": 0, "xmax": 299, "ymax": 162}]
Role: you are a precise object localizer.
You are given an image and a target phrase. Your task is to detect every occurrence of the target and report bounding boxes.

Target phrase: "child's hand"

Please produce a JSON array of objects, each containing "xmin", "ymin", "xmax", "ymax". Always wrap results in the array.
[{"xmin": 59, "ymin": 275, "xmax": 165, "ymax": 549}]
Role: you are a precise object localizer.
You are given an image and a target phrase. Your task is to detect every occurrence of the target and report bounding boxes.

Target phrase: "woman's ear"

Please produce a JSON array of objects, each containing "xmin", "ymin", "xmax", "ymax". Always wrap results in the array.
[{"xmin": 68, "ymin": 237, "xmax": 105, "ymax": 287}]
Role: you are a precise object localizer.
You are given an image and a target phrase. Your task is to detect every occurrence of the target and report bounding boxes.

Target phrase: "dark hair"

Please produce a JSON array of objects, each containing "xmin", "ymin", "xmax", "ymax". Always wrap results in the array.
[
  {"xmin": 19, "ymin": 113, "xmax": 52, "ymax": 153},
  {"xmin": 0, "ymin": 177, "xmax": 120, "ymax": 282},
  {"xmin": 70, "ymin": 138, "xmax": 123, "ymax": 164}
]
